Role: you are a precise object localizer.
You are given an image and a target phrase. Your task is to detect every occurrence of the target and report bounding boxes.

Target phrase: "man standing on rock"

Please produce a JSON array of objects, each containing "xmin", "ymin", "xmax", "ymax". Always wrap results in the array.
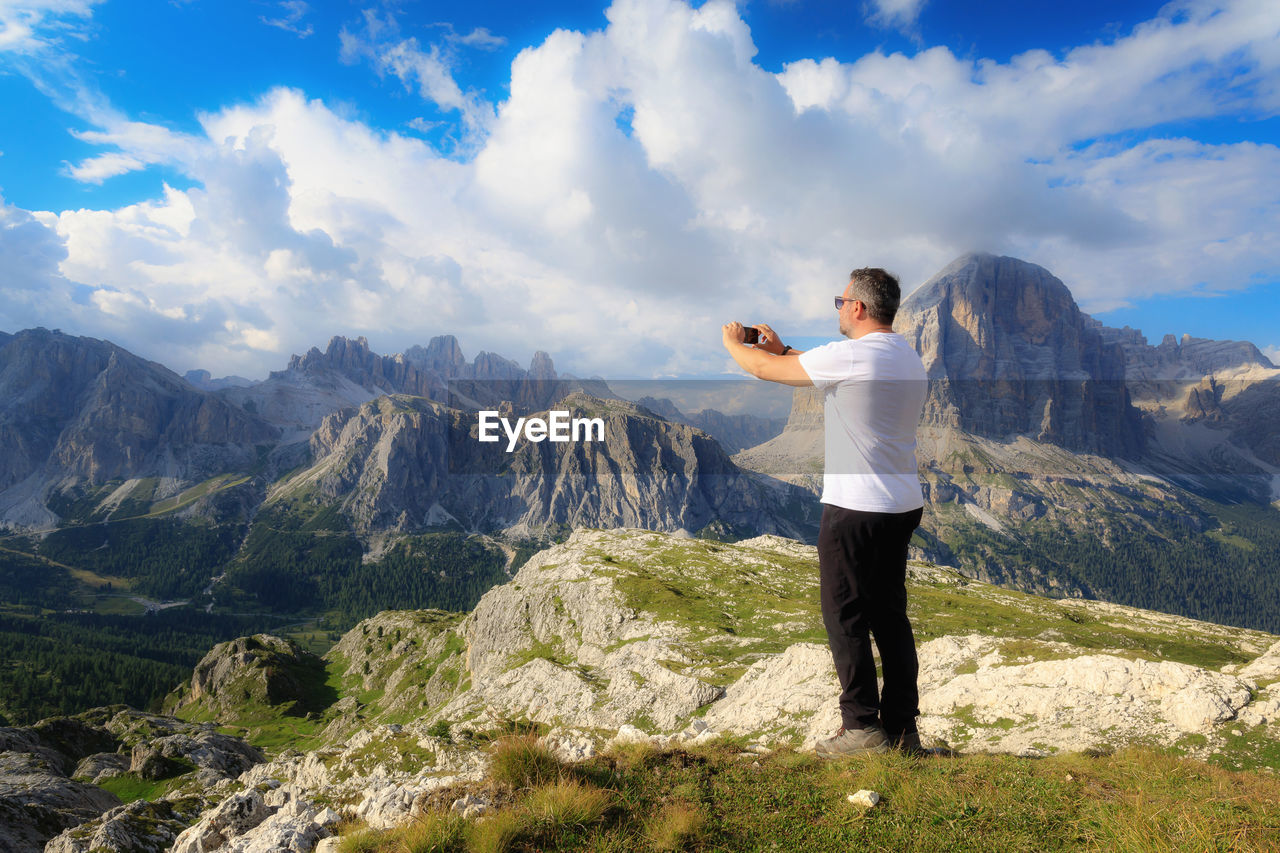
[{"xmin": 722, "ymin": 267, "xmax": 928, "ymax": 756}]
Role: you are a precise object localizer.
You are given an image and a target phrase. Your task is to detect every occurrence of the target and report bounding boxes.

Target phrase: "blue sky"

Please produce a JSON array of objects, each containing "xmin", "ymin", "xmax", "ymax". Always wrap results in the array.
[{"xmin": 1, "ymin": 0, "xmax": 1278, "ymax": 377}]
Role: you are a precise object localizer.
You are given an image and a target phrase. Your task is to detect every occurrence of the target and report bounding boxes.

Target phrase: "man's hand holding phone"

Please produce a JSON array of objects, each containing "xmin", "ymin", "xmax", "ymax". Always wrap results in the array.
[{"xmin": 723, "ymin": 321, "xmax": 789, "ymax": 355}]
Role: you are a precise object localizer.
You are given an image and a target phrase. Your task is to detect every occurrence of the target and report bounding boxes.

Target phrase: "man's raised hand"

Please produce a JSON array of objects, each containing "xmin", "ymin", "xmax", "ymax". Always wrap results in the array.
[
  {"xmin": 753, "ymin": 323, "xmax": 785, "ymax": 355},
  {"xmin": 722, "ymin": 322, "xmax": 747, "ymax": 347}
]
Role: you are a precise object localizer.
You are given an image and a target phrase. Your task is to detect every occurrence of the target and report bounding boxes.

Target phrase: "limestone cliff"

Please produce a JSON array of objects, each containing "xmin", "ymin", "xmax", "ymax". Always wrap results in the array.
[{"xmin": 896, "ymin": 253, "xmax": 1143, "ymax": 458}]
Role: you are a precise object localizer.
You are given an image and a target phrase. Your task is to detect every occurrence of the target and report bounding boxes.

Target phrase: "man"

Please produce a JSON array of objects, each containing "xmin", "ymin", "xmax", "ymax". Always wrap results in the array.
[{"xmin": 721, "ymin": 267, "xmax": 928, "ymax": 756}]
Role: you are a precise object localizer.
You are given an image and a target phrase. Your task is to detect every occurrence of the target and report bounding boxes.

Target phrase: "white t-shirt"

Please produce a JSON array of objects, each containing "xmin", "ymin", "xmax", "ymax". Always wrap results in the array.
[{"xmin": 797, "ymin": 332, "xmax": 927, "ymax": 513}]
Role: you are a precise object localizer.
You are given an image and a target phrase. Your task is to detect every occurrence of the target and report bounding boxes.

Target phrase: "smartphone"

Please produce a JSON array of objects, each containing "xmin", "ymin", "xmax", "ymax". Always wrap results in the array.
[{"xmin": 742, "ymin": 326, "xmax": 760, "ymax": 345}]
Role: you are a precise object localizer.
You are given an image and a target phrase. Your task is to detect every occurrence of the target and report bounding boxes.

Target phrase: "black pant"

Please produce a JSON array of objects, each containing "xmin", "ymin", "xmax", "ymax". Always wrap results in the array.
[{"xmin": 817, "ymin": 503, "xmax": 923, "ymax": 737}]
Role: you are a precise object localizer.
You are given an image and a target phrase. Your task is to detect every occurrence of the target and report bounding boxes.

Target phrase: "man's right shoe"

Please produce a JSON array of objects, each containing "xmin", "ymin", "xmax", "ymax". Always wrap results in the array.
[{"xmin": 815, "ymin": 725, "xmax": 890, "ymax": 758}]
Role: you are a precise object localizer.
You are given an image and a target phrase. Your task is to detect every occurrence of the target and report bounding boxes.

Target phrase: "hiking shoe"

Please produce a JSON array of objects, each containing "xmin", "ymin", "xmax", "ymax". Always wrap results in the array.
[
  {"xmin": 891, "ymin": 731, "xmax": 956, "ymax": 758},
  {"xmin": 892, "ymin": 730, "xmax": 926, "ymax": 756},
  {"xmin": 816, "ymin": 726, "xmax": 889, "ymax": 758}
]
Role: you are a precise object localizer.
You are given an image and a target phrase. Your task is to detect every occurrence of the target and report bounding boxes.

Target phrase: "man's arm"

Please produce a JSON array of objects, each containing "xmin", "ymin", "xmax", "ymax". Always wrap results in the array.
[{"xmin": 722, "ymin": 322, "xmax": 814, "ymax": 387}]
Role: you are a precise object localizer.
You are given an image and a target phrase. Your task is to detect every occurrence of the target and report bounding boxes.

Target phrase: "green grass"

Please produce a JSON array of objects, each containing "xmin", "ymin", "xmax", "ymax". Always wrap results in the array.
[
  {"xmin": 586, "ymin": 535, "xmax": 1260, "ymax": 679},
  {"xmin": 95, "ymin": 764, "xmax": 196, "ymax": 803},
  {"xmin": 595, "ymin": 540, "xmax": 829, "ymax": 682},
  {"xmin": 333, "ymin": 740, "xmax": 1280, "ymax": 852},
  {"xmin": 89, "ymin": 594, "xmax": 148, "ymax": 615},
  {"xmin": 146, "ymin": 474, "xmax": 252, "ymax": 516},
  {"xmin": 906, "ymin": 581, "xmax": 1257, "ymax": 671}
]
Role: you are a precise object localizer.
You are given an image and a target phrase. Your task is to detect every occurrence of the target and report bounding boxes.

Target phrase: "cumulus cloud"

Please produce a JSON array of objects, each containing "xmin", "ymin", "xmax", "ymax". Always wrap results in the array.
[{"xmin": 3, "ymin": 0, "xmax": 1279, "ymax": 380}]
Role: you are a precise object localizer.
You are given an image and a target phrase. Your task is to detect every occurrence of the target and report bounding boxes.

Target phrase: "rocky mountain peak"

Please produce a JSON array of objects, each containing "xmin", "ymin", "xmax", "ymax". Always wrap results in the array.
[
  {"xmin": 899, "ymin": 253, "xmax": 1100, "ymax": 377},
  {"xmin": 528, "ymin": 350, "xmax": 557, "ymax": 380},
  {"xmin": 166, "ymin": 634, "xmax": 326, "ymax": 719},
  {"xmin": 406, "ymin": 335, "xmax": 467, "ymax": 374},
  {"xmin": 285, "ymin": 335, "xmax": 375, "ymax": 375},
  {"xmin": 183, "ymin": 369, "xmax": 255, "ymax": 391},
  {"xmin": 896, "ymin": 253, "xmax": 1141, "ymax": 456}
]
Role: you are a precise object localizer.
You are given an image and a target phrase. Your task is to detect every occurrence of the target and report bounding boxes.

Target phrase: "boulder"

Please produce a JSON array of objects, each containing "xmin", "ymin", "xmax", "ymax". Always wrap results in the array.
[
  {"xmin": 0, "ymin": 750, "xmax": 120, "ymax": 851},
  {"xmin": 73, "ymin": 752, "xmax": 129, "ymax": 784},
  {"xmin": 171, "ymin": 789, "xmax": 272, "ymax": 853}
]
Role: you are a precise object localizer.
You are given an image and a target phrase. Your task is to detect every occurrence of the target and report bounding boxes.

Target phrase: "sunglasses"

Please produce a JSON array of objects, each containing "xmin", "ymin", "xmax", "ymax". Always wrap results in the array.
[{"xmin": 834, "ymin": 296, "xmax": 862, "ymax": 310}]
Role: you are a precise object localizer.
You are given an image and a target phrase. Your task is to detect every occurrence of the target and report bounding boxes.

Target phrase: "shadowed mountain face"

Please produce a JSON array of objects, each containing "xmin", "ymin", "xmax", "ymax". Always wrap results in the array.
[
  {"xmin": 896, "ymin": 253, "xmax": 1144, "ymax": 458},
  {"xmin": 0, "ymin": 328, "xmax": 279, "ymax": 526}
]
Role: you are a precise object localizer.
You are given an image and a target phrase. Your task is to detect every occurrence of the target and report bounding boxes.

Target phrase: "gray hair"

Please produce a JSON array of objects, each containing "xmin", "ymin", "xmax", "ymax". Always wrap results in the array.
[{"xmin": 848, "ymin": 267, "xmax": 901, "ymax": 324}]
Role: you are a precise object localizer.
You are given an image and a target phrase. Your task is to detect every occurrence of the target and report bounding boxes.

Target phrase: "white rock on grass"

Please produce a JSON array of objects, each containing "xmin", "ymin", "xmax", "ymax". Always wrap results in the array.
[
  {"xmin": 543, "ymin": 729, "xmax": 597, "ymax": 762},
  {"xmin": 847, "ymin": 790, "xmax": 880, "ymax": 808},
  {"xmin": 608, "ymin": 724, "xmax": 652, "ymax": 747},
  {"xmin": 1237, "ymin": 694, "xmax": 1280, "ymax": 728},
  {"xmin": 226, "ymin": 806, "xmax": 327, "ymax": 853},
  {"xmin": 451, "ymin": 794, "xmax": 489, "ymax": 819}
]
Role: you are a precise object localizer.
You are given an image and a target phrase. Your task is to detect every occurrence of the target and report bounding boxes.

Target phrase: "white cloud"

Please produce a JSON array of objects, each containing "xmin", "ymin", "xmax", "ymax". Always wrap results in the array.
[
  {"xmin": 444, "ymin": 25, "xmax": 506, "ymax": 50},
  {"xmin": 865, "ymin": 0, "xmax": 927, "ymax": 32},
  {"xmin": 4, "ymin": 0, "xmax": 1280, "ymax": 381},
  {"xmin": 340, "ymin": 9, "xmax": 495, "ymax": 140},
  {"xmin": 1263, "ymin": 345, "xmax": 1280, "ymax": 366},
  {"xmin": 260, "ymin": 0, "xmax": 313, "ymax": 39},
  {"xmin": 0, "ymin": 0, "xmax": 100, "ymax": 54},
  {"xmin": 66, "ymin": 120, "xmax": 207, "ymax": 182}
]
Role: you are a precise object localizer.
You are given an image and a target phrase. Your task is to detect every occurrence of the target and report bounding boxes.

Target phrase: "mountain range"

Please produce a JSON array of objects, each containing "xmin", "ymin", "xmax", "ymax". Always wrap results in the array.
[{"xmin": 1, "ymin": 251, "xmax": 1278, "ymax": 638}]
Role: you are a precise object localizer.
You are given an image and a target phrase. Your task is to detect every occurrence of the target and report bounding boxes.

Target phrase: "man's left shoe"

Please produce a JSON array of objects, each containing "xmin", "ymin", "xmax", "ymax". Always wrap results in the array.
[{"xmin": 891, "ymin": 730, "xmax": 926, "ymax": 756}]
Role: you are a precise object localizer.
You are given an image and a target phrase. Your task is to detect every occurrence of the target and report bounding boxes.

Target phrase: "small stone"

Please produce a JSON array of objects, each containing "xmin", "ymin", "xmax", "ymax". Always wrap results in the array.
[
  {"xmin": 610, "ymin": 724, "xmax": 650, "ymax": 745},
  {"xmin": 314, "ymin": 807, "xmax": 343, "ymax": 828},
  {"xmin": 847, "ymin": 790, "xmax": 880, "ymax": 808},
  {"xmin": 451, "ymin": 794, "xmax": 489, "ymax": 819}
]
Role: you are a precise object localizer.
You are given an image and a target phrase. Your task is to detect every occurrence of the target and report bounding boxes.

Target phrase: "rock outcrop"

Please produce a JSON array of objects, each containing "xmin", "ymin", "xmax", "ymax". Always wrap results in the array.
[
  {"xmin": 44, "ymin": 797, "xmax": 206, "ymax": 853},
  {"xmin": 305, "ymin": 530, "xmax": 1278, "ymax": 760},
  {"xmin": 166, "ymin": 634, "xmax": 327, "ymax": 720},
  {"xmin": 0, "ymin": 706, "xmax": 264, "ymax": 851},
  {"xmin": 0, "ymin": 750, "xmax": 121, "ymax": 852}
]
